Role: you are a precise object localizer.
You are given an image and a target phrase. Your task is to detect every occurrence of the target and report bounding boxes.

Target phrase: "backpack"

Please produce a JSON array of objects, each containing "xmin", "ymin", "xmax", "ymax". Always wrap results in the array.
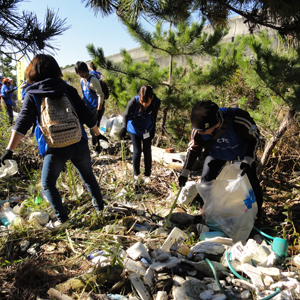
[
  {"xmin": 99, "ymin": 76, "xmax": 110, "ymax": 100},
  {"xmin": 35, "ymin": 94, "xmax": 82, "ymax": 148}
]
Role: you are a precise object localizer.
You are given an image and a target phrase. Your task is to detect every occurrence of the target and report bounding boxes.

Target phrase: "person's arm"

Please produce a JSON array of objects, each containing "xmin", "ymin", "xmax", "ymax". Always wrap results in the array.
[
  {"xmin": 150, "ymin": 97, "xmax": 161, "ymax": 139},
  {"xmin": 121, "ymin": 97, "xmax": 136, "ymax": 130},
  {"xmin": 7, "ymin": 131, "xmax": 23, "ymax": 150},
  {"xmin": 179, "ymin": 130, "xmax": 204, "ymax": 186},
  {"xmin": 233, "ymin": 108, "xmax": 260, "ymax": 159},
  {"xmin": 89, "ymin": 76, "xmax": 104, "ymax": 110},
  {"xmin": 119, "ymin": 97, "xmax": 137, "ymax": 138}
]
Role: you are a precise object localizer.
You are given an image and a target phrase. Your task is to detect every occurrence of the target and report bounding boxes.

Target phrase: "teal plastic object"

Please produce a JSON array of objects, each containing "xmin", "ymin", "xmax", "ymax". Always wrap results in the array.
[
  {"xmin": 200, "ymin": 231, "xmax": 227, "ymax": 241},
  {"xmin": 0, "ymin": 216, "xmax": 10, "ymax": 227},
  {"xmin": 253, "ymin": 226, "xmax": 288, "ymax": 258},
  {"xmin": 272, "ymin": 237, "xmax": 289, "ymax": 258}
]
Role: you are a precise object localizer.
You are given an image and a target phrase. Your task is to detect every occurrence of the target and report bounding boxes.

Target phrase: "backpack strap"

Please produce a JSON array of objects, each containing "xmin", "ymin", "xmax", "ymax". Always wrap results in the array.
[{"xmin": 201, "ymin": 108, "xmax": 235, "ymax": 158}]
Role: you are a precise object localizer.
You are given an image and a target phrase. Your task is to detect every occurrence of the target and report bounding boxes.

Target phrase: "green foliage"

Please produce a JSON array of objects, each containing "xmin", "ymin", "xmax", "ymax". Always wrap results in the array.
[
  {"xmin": 0, "ymin": 55, "xmax": 16, "ymax": 81},
  {"xmin": 87, "ymin": 19, "xmax": 237, "ymax": 148}
]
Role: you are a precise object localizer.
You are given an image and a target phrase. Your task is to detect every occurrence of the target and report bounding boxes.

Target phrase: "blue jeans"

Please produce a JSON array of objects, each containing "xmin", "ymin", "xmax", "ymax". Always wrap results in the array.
[
  {"xmin": 130, "ymin": 133, "xmax": 152, "ymax": 176},
  {"xmin": 41, "ymin": 138, "xmax": 103, "ymax": 222}
]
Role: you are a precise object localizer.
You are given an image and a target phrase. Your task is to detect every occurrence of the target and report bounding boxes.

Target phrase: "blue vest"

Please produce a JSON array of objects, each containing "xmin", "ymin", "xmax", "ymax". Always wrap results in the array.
[
  {"xmin": 127, "ymin": 96, "xmax": 157, "ymax": 138},
  {"xmin": 81, "ymin": 75, "xmax": 98, "ymax": 109},
  {"xmin": 1, "ymin": 84, "xmax": 14, "ymax": 105},
  {"xmin": 89, "ymin": 70, "xmax": 102, "ymax": 79},
  {"xmin": 202, "ymin": 107, "xmax": 248, "ymax": 161}
]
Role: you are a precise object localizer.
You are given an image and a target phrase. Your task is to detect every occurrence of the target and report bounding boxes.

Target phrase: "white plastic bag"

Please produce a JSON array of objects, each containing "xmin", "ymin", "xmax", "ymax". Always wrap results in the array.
[
  {"xmin": 177, "ymin": 181, "xmax": 199, "ymax": 205},
  {"xmin": 106, "ymin": 116, "xmax": 123, "ymax": 138},
  {"xmin": 0, "ymin": 159, "xmax": 18, "ymax": 178},
  {"xmin": 196, "ymin": 162, "xmax": 258, "ymax": 243},
  {"xmin": 99, "ymin": 115, "xmax": 108, "ymax": 134}
]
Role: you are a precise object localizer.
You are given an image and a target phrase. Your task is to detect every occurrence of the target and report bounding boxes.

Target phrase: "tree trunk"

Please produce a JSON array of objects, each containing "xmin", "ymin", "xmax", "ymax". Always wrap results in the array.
[{"xmin": 257, "ymin": 108, "xmax": 296, "ymax": 176}]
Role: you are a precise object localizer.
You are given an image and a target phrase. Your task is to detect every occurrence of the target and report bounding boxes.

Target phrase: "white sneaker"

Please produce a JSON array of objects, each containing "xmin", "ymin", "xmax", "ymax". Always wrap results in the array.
[
  {"xmin": 144, "ymin": 176, "xmax": 151, "ymax": 184},
  {"xmin": 133, "ymin": 174, "xmax": 142, "ymax": 182},
  {"xmin": 46, "ymin": 220, "xmax": 69, "ymax": 230}
]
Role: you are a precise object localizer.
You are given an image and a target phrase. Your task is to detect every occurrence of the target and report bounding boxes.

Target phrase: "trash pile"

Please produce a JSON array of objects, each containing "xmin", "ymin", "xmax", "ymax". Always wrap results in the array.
[{"xmin": 1, "ymin": 198, "xmax": 298, "ymax": 300}]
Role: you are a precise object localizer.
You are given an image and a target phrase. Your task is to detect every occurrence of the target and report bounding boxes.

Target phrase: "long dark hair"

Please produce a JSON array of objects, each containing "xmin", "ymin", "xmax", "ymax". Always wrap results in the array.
[{"xmin": 139, "ymin": 85, "xmax": 153, "ymax": 103}]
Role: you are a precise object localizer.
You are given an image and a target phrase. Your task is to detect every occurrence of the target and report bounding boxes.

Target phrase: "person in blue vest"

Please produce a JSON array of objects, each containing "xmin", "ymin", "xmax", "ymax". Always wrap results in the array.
[
  {"xmin": 75, "ymin": 61, "xmax": 104, "ymax": 155},
  {"xmin": 179, "ymin": 100, "xmax": 263, "ymax": 217},
  {"xmin": 1, "ymin": 78, "xmax": 17, "ymax": 125},
  {"xmin": 0, "ymin": 54, "xmax": 108, "ymax": 229},
  {"xmin": 119, "ymin": 85, "xmax": 161, "ymax": 183},
  {"xmin": 89, "ymin": 61, "xmax": 102, "ymax": 79}
]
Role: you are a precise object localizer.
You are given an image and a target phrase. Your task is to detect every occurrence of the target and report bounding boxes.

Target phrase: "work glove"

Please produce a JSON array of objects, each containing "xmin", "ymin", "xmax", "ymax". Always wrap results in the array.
[
  {"xmin": 96, "ymin": 110, "xmax": 102, "ymax": 127},
  {"xmin": 179, "ymin": 175, "xmax": 188, "ymax": 187},
  {"xmin": 0, "ymin": 149, "xmax": 13, "ymax": 166},
  {"xmin": 240, "ymin": 156, "xmax": 254, "ymax": 176},
  {"xmin": 119, "ymin": 128, "xmax": 127, "ymax": 139},
  {"xmin": 95, "ymin": 134, "xmax": 108, "ymax": 143}
]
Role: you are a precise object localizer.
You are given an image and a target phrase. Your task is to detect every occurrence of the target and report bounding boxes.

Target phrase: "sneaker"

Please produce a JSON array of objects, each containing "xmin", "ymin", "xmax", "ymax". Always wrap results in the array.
[
  {"xmin": 90, "ymin": 150, "xmax": 100, "ymax": 158},
  {"xmin": 133, "ymin": 174, "xmax": 142, "ymax": 182},
  {"xmin": 144, "ymin": 176, "xmax": 151, "ymax": 184},
  {"xmin": 46, "ymin": 220, "xmax": 70, "ymax": 230}
]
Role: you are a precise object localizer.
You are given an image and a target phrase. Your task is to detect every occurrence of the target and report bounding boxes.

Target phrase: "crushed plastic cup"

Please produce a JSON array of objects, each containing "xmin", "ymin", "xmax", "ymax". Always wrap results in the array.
[
  {"xmin": 100, "ymin": 140, "xmax": 109, "ymax": 149},
  {"xmin": 0, "ymin": 159, "xmax": 18, "ymax": 178}
]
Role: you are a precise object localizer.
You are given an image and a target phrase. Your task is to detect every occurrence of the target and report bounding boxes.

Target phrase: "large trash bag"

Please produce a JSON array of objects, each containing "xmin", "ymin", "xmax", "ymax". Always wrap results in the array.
[{"xmin": 196, "ymin": 162, "xmax": 258, "ymax": 243}]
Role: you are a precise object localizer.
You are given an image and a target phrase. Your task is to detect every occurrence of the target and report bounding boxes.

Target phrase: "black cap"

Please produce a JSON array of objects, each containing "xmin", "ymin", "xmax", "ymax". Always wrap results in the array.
[{"xmin": 191, "ymin": 100, "xmax": 219, "ymax": 131}]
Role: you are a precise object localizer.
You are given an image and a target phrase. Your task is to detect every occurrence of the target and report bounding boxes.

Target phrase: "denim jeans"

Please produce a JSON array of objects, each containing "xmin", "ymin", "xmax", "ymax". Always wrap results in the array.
[
  {"xmin": 130, "ymin": 133, "xmax": 152, "ymax": 176},
  {"xmin": 90, "ymin": 107, "xmax": 98, "ymax": 149},
  {"xmin": 41, "ymin": 138, "xmax": 103, "ymax": 222}
]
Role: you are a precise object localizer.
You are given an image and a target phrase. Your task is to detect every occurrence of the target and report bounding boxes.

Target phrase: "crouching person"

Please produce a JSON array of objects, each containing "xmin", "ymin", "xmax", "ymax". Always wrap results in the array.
[{"xmin": 179, "ymin": 100, "xmax": 263, "ymax": 218}]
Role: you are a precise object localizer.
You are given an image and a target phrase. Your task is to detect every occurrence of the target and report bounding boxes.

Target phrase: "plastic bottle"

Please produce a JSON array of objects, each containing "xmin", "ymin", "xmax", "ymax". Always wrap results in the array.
[
  {"xmin": 2, "ymin": 207, "xmax": 23, "ymax": 226},
  {"xmin": 0, "ymin": 212, "xmax": 10, "ymax": 226}
]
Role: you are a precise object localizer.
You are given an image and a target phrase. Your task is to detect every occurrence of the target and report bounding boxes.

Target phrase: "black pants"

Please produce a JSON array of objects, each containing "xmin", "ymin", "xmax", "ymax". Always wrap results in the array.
[
  {"xmin": 5, "ymin": 103, "xmax": 13, "ymax": 125},
  {"xmin": 201, "ymin": 156, "xmax": 263, "ymax": 218},
  {"xmin": 130, "ymin": 133, "xmax": 152, "ymax": 176}
]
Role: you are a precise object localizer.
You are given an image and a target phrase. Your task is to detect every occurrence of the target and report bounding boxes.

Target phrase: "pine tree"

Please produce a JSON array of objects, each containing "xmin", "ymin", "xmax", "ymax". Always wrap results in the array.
[
  {"xmin": 0, "ymin": 0, "xmax": 69, "ymax": 59},
  {"xmin": 82, "ymin": 0, "xmax": 300, "ymax": 39},
  {"xmin": 0, "ymin": 55, "xmax": 16, "ymax": 82},
  {"xmin": 87, "ymin": 19, "xmax": 240, "ymax": 146},
  {"xmin": 238, "ymin": 32, "xmax": 300, "ymax": 174}
]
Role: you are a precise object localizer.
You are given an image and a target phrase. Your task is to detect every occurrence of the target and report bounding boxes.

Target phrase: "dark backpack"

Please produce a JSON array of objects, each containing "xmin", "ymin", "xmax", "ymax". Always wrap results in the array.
[{"xmin": 99, "ymin": 76, "xmax": 110, "ymax": 100}]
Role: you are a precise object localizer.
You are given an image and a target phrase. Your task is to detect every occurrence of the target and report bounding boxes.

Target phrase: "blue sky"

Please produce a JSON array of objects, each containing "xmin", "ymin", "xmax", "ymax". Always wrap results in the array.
[{"xmin": 19, "ymin": 0, "xmax": 156, "ymax": 68}]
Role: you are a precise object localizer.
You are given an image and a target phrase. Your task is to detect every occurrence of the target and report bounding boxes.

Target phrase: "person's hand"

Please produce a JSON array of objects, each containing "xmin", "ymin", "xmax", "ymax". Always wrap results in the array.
[
  {"xmin": 95, "ymin": 134, "xmax": 108, "ymax": 143},
  {"xmin": 96, "ymin": 110, "xmax": 102, "ymax": 127},
  {"xmin": 240, "ymin": 156, "xmax": 254, "ymax": 176},
  {"xmin": 179, "ymin": 175, "xmax": 188, "ymax": 187},
  {"xmin": 119, "ymin": 128, "xmax": 127, "ymax": 139},
  {"xmin": 0, "ymin": 149, "xmax": 13, "ymax": 166}
]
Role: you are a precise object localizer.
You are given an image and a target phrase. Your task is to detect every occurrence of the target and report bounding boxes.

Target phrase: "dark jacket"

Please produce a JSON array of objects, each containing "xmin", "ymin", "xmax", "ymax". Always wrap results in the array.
[
  {"xmin": 13, "ymin": 78, "xmax": 97, "ymax": 137},
  {"xmin": 183, "ymin": 107, "xmax": 260, "ymax": 171},
  {"xmin": 122, "ymin": 95, "xmax": 161, "ymax": 139}
]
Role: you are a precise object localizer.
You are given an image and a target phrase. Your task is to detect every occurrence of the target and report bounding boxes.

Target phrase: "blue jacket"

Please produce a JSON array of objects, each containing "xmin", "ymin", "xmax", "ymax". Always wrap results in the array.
[
  {"xmin": 13, "ymin": 78, "xmax": 97, "ymax": 141},
  {"xmin": 123, "ymin": 95, "xmax": 161, "ymax": 138},
  {"xmin": 80, "ymin": 75, "xmax": 98, "ymax": 109},
  {"xmin": 1, "ymin": 84, "xmax": 14, "ymax": 105}
]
